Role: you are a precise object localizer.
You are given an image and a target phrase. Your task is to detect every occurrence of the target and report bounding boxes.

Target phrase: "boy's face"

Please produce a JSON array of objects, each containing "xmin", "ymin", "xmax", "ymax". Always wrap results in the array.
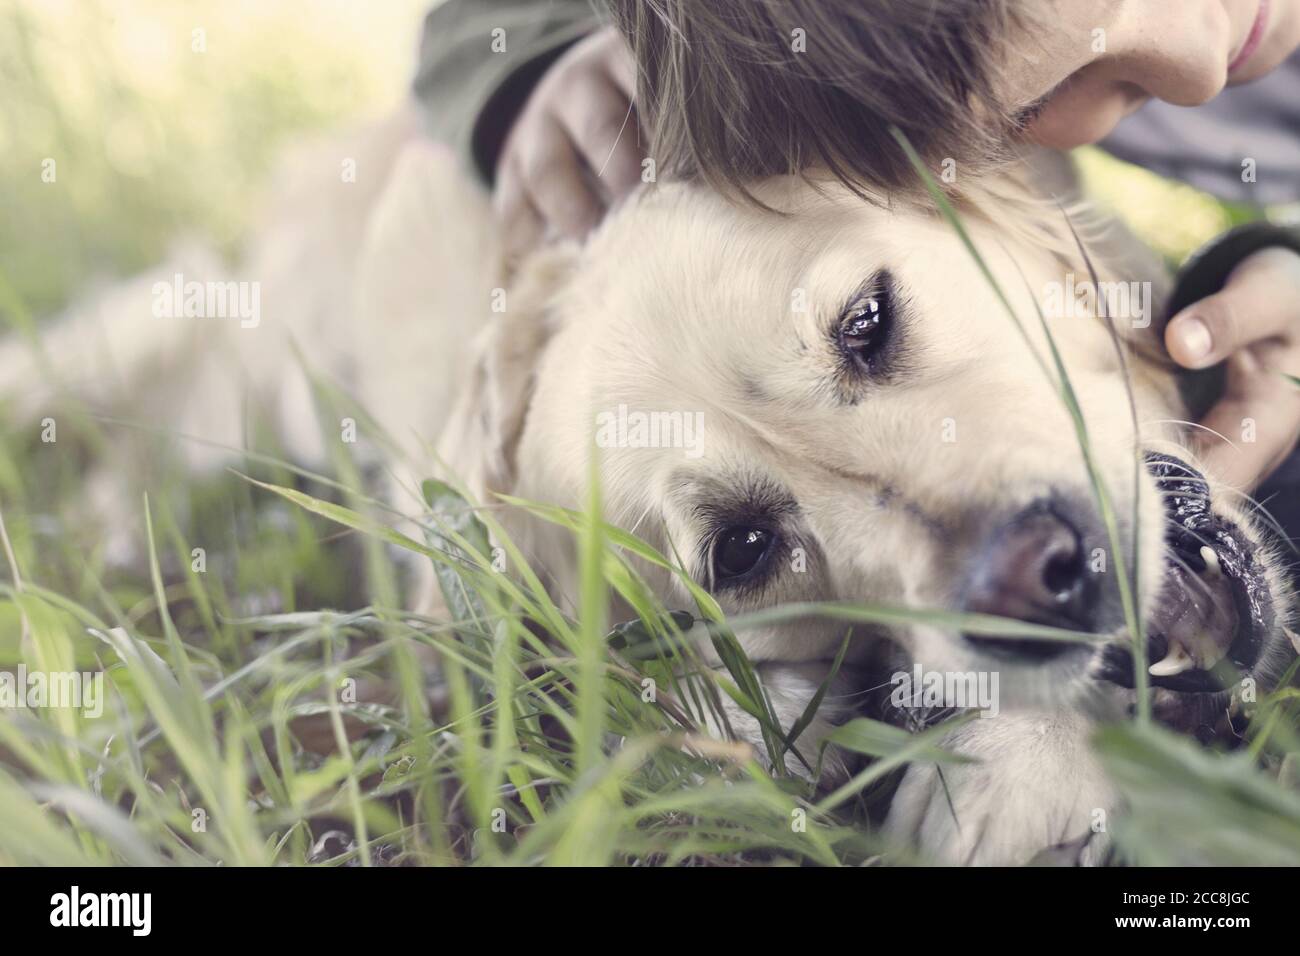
[{"xmin": 1006, "ymin": 0, "xmax": 1300, "ymax": 149}]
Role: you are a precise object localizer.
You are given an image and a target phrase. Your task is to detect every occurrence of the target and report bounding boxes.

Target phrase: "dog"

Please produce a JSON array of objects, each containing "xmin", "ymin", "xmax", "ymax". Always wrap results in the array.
[{"xmin": 5, "ymin": 122, "xmax": 1294, "ymax": 866}]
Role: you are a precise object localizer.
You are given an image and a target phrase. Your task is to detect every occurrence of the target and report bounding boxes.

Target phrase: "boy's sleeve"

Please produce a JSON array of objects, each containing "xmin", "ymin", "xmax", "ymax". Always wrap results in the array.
[{"xmin": 412, "ymin": 0, "xmax": 602, "ymax": 186}]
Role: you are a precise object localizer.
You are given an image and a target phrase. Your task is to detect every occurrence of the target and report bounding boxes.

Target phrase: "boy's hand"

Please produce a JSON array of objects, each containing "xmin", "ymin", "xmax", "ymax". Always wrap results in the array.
[
  {"xmin": 495, "ymin": 26, "xmax": 643, "ymax": 256},
  {"xmin": 1166, "ymin": 246, "xmax": 1300, "ymax": 490}
]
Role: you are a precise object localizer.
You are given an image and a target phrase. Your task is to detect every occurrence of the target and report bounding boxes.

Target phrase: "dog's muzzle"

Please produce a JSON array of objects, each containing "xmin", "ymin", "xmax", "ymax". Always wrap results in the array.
[
  {"xmin": 956, "ymin": 453, "xmax": 1277, "ymax": 688},
  {"xmin": 1092, "ymin": 452, "xmax": 1275, "ymax": 693},
  {"xmin": 959, "ymin": 499, "xmax": 1100, "ymax": 660}
]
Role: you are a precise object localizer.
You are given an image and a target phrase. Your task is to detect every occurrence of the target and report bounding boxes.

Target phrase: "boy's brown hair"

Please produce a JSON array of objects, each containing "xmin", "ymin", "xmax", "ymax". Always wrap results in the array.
[{"xmin": 608, "ymin": 0, "xmax": 1035, "ymax": 201}]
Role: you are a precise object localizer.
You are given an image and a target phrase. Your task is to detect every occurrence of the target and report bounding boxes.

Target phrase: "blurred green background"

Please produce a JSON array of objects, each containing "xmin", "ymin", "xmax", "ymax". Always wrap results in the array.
[
  {"xmin": 0, "ymin": 0, "xmax": 429, "ymax": 320},
  {"xmin": 0, "ymin": 0, "xmax": 1262, "ymax": 325}
]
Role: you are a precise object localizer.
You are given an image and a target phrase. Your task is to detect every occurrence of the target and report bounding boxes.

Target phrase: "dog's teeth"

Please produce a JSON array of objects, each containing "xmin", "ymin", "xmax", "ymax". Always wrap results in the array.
[
  {"xmin": 1199, "ymin": 546, "xmax": 1222, "ymax": 578},
  {"xmin": 1149, "ymin": 644, "xmax": 1196, "ymax": 677}
]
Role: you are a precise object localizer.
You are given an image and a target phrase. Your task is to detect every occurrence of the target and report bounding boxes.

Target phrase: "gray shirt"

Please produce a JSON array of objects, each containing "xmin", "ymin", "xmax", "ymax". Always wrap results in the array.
[{"xmin": 1102, "ymin": 51, "xmax": 1300, "ymax": 206}]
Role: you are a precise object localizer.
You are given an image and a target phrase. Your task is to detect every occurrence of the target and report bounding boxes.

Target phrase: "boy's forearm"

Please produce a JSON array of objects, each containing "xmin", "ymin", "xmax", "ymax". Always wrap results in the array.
[{"xmin": 412, "ymin": 0, "xmax": 602, "ymax": 185}]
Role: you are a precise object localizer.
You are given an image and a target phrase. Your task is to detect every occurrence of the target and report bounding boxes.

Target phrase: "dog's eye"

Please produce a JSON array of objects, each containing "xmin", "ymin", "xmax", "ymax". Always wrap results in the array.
[
  {"xmin": 712, "ymin": 527, "xmax": 776, "ymax": 581},
  {"xmin": 838, "ymin": 288, "xmax": 891, "ymax": 372}
]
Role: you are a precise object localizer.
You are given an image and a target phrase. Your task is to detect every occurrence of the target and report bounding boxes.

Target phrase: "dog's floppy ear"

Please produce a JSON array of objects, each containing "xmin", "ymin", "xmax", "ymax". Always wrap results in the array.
[{"xmin": 438, "ymin": 244, "xmax": 577, "ymax": 498}]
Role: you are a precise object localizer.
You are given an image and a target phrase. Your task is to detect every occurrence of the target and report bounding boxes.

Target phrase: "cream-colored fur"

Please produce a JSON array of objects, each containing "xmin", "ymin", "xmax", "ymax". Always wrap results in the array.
[{"xmin": 5, "ymin": 122, "xmax": 1291, "ymax": 866}]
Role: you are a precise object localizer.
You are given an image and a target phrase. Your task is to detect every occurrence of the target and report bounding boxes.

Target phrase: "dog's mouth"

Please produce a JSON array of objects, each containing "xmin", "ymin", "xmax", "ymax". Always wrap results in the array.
[{"xmin": 1093, "ymin": 452, "xmax": 1275, "ymax": 693}]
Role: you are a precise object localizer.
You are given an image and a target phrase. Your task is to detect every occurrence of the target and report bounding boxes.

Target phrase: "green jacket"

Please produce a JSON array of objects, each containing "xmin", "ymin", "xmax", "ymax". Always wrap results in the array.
[{"xmin": 412, "ymin": 0, "xmax": 602, "ymax": 185}]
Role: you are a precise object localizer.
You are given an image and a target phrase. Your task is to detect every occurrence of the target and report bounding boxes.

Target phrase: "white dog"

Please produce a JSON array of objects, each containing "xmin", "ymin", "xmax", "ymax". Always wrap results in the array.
[{"xmin": 6, "ymin": 121, "xmax": 1294, "ymax": 865}]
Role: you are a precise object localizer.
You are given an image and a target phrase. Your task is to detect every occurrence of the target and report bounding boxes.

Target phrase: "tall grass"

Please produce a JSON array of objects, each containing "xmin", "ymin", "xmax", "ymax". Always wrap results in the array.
[{"xmin": 1, "ymin": 133, "xmax": 1298, "ymax": 866}]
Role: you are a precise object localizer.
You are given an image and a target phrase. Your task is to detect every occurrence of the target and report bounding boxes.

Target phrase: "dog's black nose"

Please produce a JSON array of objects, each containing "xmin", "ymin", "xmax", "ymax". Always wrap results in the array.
[{"xmin": 962, "ymin": 504, "xmax": 1095, "ymax": 659}]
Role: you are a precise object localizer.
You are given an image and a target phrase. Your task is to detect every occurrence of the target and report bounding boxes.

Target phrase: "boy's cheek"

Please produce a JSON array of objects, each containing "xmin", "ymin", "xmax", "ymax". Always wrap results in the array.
[{"xmin": 1024, "ymin": 87, "xmax": 1138, "ymax": 150}]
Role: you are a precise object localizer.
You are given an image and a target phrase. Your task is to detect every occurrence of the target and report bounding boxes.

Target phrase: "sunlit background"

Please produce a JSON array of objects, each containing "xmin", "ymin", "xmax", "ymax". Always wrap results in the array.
[
  {"xmin": 0, "ymin": 0, "xmax": 1264, "ymax": 327},
  {"xmin": 0, "ymin": 0, "xmax": 430, "ymax": 319}
]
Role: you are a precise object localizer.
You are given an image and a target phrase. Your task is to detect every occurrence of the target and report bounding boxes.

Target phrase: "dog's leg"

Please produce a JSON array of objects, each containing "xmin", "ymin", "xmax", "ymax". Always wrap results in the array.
[
  {"xmin": 349, "ymin": 138, "xmax": 499, "ymax": 468},
  {"xmin": 884, "ymin": 712, "xmax": 1115, "ymax": 865},
  {"xmin": 342, "ymin": 136, "xmax": 501, "ymax": 614},
  {"xmin": 0, "ymin": 110, "xmax": 424, "ymax": 555},
  {"xmin": 0, "ymin": 242, "xmax": 246, "ymax": 565}
]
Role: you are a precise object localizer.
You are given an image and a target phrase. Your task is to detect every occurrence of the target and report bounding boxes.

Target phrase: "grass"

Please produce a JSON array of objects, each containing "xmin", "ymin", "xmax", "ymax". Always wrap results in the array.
[
  {"xmin": 2, "ymin": 301, "xmax": 1299, "ymax": 866},
  {"xmin": 0, "ymin": 417, "xmax": 883, "ymax": 865}
]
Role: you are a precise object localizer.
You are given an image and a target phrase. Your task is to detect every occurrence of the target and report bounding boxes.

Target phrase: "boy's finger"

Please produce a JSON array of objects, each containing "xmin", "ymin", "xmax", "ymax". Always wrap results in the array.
[
  {"xmin": 556, "ymin": 79, "xmax": 644, "ymax": 200},
  {"xmin": 494, "ymin": 160, "xmax": 544, "ymax": 257},
  {"xmin": 521, "ymin": 119, "xmax": 604, "ymax": 240},
  {"xmin": 1194, "ymin": 351, "xmax": 1300, "ymax": 491},
  {"xmin": 1166, "ymin": 247, "xmax": 1300, "ymax": 369}
]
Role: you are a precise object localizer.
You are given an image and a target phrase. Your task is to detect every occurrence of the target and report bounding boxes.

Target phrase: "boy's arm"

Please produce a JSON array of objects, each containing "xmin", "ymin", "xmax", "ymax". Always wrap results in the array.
[{"xmin": 412, "ymin": 0, "xmax": 601, "ymax": 186}]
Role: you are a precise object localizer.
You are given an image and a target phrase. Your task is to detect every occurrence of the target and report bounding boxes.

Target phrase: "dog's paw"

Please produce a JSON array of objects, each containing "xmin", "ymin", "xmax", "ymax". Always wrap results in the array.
[{"xmin": 884, "ymin": 712, "xmax": 1114, "ymax": 865}]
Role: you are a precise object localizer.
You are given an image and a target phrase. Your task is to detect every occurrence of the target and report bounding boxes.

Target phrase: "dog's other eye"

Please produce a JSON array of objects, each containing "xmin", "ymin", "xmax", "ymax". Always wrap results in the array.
[
  {"xmin": 712, "ymin": 527, "xmax": 776, "ymax": 581},
  {"xmin": 838, "ymin": 283, "xmax": 892, "ymax": 374}
]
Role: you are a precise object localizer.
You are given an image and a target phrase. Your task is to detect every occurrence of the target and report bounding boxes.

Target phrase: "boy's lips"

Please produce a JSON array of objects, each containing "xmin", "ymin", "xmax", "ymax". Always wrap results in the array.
[{"xmin": 1229, "ymin": 0, "xmax": 1270, "ymax": 74}]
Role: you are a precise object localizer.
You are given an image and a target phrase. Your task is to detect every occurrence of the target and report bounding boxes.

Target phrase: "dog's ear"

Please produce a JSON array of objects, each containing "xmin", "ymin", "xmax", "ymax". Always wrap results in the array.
[{"xmin": 438, "ymin": 244, "xmax": 578, "ymax": 499}]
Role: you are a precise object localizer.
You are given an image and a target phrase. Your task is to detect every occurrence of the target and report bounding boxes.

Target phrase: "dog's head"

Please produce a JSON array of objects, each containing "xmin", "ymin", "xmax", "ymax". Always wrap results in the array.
[{"xmin": 451, "ymin": 177, "xmax": 1294, "ymax": 723}]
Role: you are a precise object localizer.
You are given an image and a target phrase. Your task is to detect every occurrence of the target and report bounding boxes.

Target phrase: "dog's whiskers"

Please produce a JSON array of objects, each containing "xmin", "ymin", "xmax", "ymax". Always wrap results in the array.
[
  {"xmin": 1210, "ymin": 487, "xmax": 1296, "ymax": 550},
  {"xmin": 1143, "ymin": 419, "xmax": 1239, "ymax": 451}
]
